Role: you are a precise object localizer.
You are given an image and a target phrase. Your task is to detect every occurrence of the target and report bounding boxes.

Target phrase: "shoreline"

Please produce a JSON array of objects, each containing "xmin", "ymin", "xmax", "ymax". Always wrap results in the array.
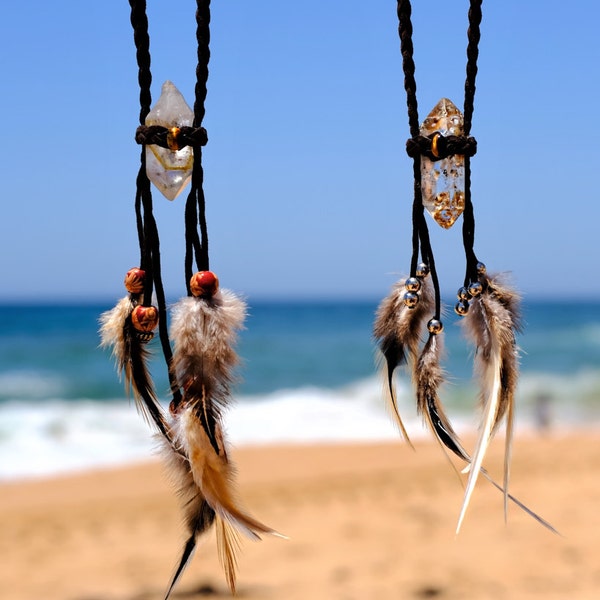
[{"xmin": 2, "ymin": 433, "xmax": 599, "ymax": 599}]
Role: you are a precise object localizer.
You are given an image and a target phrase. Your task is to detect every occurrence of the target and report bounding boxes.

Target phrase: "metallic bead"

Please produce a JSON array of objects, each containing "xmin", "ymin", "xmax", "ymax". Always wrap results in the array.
[
  {"xmin": 403, "ymin": 292, "xmax": 419, "ymax": 308},
  {"xmin": 454, "ymin": 300, "xmax": 469, "ymax": 316},
  {"xmin": 405, "ymin": 277, "xmax": 422, "ymax": 293},
  {"xmin": 415, "ymin": 263, "xmax": 430, "ymax": 278},
  {"xmin": 468, "ymin": 281, "xmax": 483, "ymax": 297},
  {"xmin": 476, "ymin": 261, "xmax": 487, "ymax": 275},
  {"xmin": 131, "ymin": 305, "xmax": 159, "ymax": 333},
  {"xmin": 190, "ymin": 270, "xmax": 219, "ymax": 298},
  {"xmin": 124, "ymin": 267, "xmax": 145, "ymax": 295},
  {"xmin": 427, "ymin": 318, "xmax": 444, "ymax": 334},
  {"xmin": 457, "ymin": 286, "xmax": 471, "ymax": 301}
]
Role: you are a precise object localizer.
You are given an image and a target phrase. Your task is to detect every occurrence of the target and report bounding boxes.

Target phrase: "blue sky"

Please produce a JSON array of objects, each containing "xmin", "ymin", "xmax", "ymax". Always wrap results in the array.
[{"xmin": 1, "ymin": 1, "xmax": 599, "ymax": 302}]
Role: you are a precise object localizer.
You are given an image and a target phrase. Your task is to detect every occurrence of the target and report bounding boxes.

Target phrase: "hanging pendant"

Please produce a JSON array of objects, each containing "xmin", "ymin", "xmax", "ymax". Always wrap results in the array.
[
  {"xmin": 145, "ymin": 81, "xmax": 194, "ymax": 200},
  {"xmin": 419, "ymin": 98, "xmax": 465, "ymax": 229}
]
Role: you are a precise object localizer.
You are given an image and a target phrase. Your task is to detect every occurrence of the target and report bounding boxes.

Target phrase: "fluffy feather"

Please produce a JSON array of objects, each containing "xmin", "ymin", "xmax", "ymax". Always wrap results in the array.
[
  {"xmin": 414, "ymin": 332, "xmax": 471, "ymax": 463},
  {"xmin": 373, "ymin": 277, "xmax": 434, "ymax": 444},
  {"xmin": 457, "ymin": 274, "xmax": 521, "ymax": 533},
  {"xmin": 170, "ymin": 290, "xmax": 246, "ymax": 412},
  {"xmin": 162, "ymin": 289, "xmax": 280, "ymax": 596},
  {"xmin": 99, "ymin": 296, "xmax": 168, "ymax": 437}
]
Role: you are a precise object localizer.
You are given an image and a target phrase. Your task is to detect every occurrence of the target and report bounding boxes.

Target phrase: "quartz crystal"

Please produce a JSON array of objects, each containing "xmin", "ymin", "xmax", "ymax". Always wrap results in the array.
[
  {"xmin": 145, "ymin": 81, "xmax": 194, "ymax": 200},
  {"xmin": 419, "ymin": 98, "xmax": 465, "ymax": 229}
]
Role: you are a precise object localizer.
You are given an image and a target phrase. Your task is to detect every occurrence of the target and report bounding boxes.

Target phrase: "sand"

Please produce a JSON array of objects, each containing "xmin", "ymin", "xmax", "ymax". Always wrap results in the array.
[{"xmin": 1, "ymin": 432, "xmax": 599, "ymax": 600}]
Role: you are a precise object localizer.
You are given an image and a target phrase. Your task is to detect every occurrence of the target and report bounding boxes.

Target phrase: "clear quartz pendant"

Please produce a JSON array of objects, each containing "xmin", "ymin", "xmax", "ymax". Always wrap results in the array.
[
  {"xmin": 419, "ymin": 98, "xmax": 465, "ymax": 229},
  {"xmin": 145, "ymin": 81, "xmax": 194, "ymax": 200}
]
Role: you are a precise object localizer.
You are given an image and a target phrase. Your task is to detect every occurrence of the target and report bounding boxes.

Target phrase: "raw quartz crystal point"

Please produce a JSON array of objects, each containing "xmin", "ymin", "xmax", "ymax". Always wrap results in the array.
[
  {"xmin": 145, "ymin": 81, "xmax": 194, "ymax": 200},
  {"xmin": 419, "ymin": 98, "xmax": 465, "ymax": 229}
]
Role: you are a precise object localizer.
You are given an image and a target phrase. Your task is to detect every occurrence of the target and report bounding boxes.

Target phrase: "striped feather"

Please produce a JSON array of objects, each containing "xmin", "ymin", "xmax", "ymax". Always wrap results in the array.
[{"xmin": 373, "ymin": 276, "xmax": 433, "ymax": 444}]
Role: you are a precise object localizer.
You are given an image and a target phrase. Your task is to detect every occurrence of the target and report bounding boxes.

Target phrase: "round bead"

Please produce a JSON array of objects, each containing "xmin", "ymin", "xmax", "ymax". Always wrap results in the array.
[
  {"xmin": 468, "ymin": 281, "xmax": 483, "ymax": 297},
  {"xmin": 190, "ymin": 270, "xmax": 219, "ymax": 298},
  {"xmin": 405, "ymin": 277, "xmax": 421, "ymax": 293},
  {"xmin": 427, "ymin": 318, "xmax": 444, "ymax": 334},
  {"xmin": 457, "ymin": 286, "xmax": 471, "ymax": 301},
  {"xmin": 454, "ymin": 300, "xmax": 470, "ymax": 316},
  {"xmin": 476, "ymin": 261, "xmax": 487, "ymax": 275},
  {"xmin": 124, "ymin": 268, "xmax": 145, "ymax": 294},
  {"xmin": 415, "ymin": 263, "xmax": 430, "ymax": 278},
  {"xmin": 131, "ymin": 305, "xmax": 159, "ymax": 332},
  {"xmin": 403, "ymin": 292, "xmax": 419, "ymax": 308}
]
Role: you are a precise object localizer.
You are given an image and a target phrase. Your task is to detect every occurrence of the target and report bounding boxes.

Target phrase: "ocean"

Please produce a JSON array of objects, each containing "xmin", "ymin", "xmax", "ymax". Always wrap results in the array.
[{"xmin": 1, "ymin": 298, "xmax": 599, "ymax": 480}]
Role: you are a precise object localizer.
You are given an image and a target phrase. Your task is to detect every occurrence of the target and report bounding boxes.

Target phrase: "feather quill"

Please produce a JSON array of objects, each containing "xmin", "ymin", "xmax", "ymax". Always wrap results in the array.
[
  {"xmin": 373, "ymin": 276, "xmax": 434, "ymax": 444},
  {"xmin": 99, "ymin": 296, "xmax": 168, "ymax": 437},
  {"xmin": 457, "ymin": 273, "xmax": 521, "ymax": 533},
  {"xmin": 163, "ymin": 289, "xmax": 279, "ymax": 596},
  {"xmin": 414, "ymin": 332, "xmax": 471, "ymax": 463},
  {"xmin": 410, "ymin": 312, "xmax": 556, "ymax": 534}
]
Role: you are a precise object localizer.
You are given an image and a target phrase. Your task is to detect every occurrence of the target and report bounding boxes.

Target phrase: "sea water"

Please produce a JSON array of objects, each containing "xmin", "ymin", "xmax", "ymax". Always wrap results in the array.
[{"xmin": 0, "ymin": 299, "xmax": 598, "ymax": 480}]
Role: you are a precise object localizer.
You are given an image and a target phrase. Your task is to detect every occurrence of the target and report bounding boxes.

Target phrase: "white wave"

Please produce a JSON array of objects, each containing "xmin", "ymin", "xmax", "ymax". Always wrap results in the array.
[{"xmin": 1, "ymin": 370, "xmax": 598, "ymax": 481}]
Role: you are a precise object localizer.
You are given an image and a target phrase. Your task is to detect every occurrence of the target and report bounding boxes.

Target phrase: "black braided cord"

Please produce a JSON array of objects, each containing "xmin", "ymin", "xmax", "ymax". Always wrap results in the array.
[
  {"xmin": 184, "ymin": 0, "xmax": 211, "ymax": 293},
  {"xmin": 397, "ymin": 0, "xmax": 483, "ymax": 316},
  {"xmin": 129, "ymin": 0, "xmax": 182, "ymax": 405}
]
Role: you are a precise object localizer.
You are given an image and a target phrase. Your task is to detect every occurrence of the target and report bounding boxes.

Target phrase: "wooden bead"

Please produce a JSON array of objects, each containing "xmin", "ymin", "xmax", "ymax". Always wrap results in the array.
[
  {"xmin": 190, "ymin": 270, "xmax": 219, "ymax": 298},
  {"xmin": 131, "ymin": 305, "xmax": 158, "ymax": 332},
  {"xmin": 124, "ymin": 268, "xmax": 145, "ymax": 294}
]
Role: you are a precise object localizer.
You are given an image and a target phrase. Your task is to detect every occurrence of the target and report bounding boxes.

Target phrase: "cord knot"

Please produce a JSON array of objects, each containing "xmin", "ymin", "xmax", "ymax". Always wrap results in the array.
[
  {"xmin": 406, "ymin": 133, "xmax": 477, "ymax": 161},
  {"xmin": 135, "ymin": 125, "xmax": 208, "ymax": 149}
]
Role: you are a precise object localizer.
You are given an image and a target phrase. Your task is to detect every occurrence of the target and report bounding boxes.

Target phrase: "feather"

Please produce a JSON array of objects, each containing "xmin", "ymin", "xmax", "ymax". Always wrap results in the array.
[
  {"xmin": 457, "ymin": 273, "xmax": 521, "ymax": 533},
  {"xmin": 170, "ymin": 290, "xmax": 246, "ymax": 412},
  {"xmin": 99, "ymin": 296, "xmax": 168, "ymax": 437},
  {"xmin": 373, "ymin": 276, "xmax": 434, "ymax": 444},
  {"xmin": 160, "ymin": 434, "xmax": 216, "ymax": 600},
  {"xmin": 162, "ymin": 289, "xmax": 280, "ymax": 596},
  {"xmin": 215, "ymin": 515, "xmax": 241, "ymax": 595},
  {"xmin": 414, "ymin": 332, "xmax": 471, "ymax": 463},
  {"xmin": 412, "ymin": 319, "xmax": 556, "ymax": 534}
]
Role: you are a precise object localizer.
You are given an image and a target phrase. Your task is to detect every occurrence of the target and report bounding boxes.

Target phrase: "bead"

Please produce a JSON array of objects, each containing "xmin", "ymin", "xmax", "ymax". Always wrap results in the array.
[
  {"xmin": 454, "ymin": 300, "xmax": 469, "ymax": 316},
  {"xmin": 403, "ymin": 292, "xmax": 419, "ymax": 308},
  {"xmin": 476, "ymin": 261, "xmax": 487, "ymax": 275},
  {"xmin": 124, "ymin": 267, "xmax": 145, "ymax": 294},
  {"xmin": 427, "ymin": 318, "xmax": 444, "ymax": 334},
  {"xmin": 431, "ymin": 132, "xmax": 441, "ymax": 159},
  {"xmin": 131, "ymin": 305, "xmax": 159, "ymax": 333},
  {"xmin": 415, "ymin": 263, "xmax": 430, "ymax": 278},
  {"xmin": 457, "ymin": 286, "xmax": 471, "ymax": 301},
  {"xmin": 190, "ymin": 270, "xmax": 219, "ymax": 298},
  {"xmin": 166, "ymin": 127, "xmax": 181, "ymax": 151},
  {"xmin": 468, "ymin": 281, "xmax": 483, "ymax": 297},
  {"xmin": 405, "ymin": 277, "xmax": 422, "ymax": 293}
]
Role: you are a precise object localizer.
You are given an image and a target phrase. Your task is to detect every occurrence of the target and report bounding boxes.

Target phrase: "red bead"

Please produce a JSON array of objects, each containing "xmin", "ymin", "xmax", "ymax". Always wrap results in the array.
[
  {"xmin": 131, "ymin": 305, "xmax": 159, "ymax": 332},
  {"xmin": 124, "ymin": 268, "xmax": 145, "ymax": 294},
  {"xmin": 190, "ymin": 271, "xmax": 219, "ymax": 298}
]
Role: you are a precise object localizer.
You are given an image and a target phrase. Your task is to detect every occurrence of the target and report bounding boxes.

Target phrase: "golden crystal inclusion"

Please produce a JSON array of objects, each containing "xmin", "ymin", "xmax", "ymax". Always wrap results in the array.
[{"xmin": 419, "ymin": 98, "xmax": 465, "ymax": 229}]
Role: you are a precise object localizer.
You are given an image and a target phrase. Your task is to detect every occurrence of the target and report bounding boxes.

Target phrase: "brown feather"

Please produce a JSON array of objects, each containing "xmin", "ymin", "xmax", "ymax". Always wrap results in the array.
[
  {"xmin": 457, "ymin": 273, "xmax": 521, "ymax": 531},
  {"xmin": 99, "ymin": 296, "xmax": 168, "ymax": 436},
  {"xmin": 162, "ymin": 289, "xmax": 280, "ymax": 596},
  {"xmin": 373, "ymin": 276, "xmax": 434, "ymax": 444}
]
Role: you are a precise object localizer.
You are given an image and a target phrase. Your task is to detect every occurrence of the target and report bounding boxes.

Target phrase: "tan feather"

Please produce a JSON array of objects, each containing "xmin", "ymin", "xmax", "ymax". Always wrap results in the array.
[
  {"xmin": 373, "ymin": 276, "xmax": 434, "ymax": 444},
  {"xmin": 177, "ymin": 403, "xmax": 277, "ymax": 539},
  {"xmin": 162, "ymin": 289, "xmax": 281, "ymax": 597},
  {"xmin": 99, "ymin": 296, "xmax": 168, "ymax": 436},
  {"xmin": 457, "ymin": 273, "xmax": 521, "ymax": 532},
  {"xmin": 414, "ymin": 332, "xmax": 471, "ymax": 463},
  {"xmin": 216, "ymin": 516, "xmax": 241, "ymax": 595}
]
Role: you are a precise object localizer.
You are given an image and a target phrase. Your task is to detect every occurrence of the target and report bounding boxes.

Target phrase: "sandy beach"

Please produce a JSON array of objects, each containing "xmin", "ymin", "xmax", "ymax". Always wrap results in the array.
[{"xmin": 2, "ymin": 432, "xmax": 599, "ymax": 600}]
